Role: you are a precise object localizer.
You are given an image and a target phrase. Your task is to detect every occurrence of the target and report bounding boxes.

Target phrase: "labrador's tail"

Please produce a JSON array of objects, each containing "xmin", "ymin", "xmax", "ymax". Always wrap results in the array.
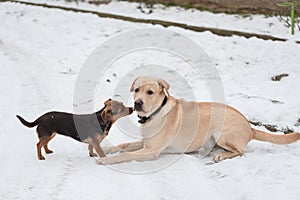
[{"xmin": 252, "ymin": 128, "xmax": 300, "ymax": 144}]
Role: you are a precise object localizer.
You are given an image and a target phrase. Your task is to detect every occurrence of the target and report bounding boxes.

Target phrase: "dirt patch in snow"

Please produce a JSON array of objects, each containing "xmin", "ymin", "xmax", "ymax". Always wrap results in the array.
[{"xmin": 122, "ymin": 0, "xmax": 299, "ymax": 15}]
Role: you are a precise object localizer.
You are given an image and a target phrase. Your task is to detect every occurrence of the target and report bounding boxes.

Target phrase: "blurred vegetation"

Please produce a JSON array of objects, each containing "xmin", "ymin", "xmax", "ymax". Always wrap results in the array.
[{"xmin": 69, "ymin": 0, "xmax": 299, "ymax": 16}]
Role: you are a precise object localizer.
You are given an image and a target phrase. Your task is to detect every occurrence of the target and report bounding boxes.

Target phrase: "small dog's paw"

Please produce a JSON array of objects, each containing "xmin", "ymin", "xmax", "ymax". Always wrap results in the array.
[
  {"xmin": 89, "ymin": 153, "xmax": 98, "ymax": 157},
  {"xmin": 45, "ymin": 150, "xmax": 53, "ymax": 154},
  {"xmin": 38, "ymin": 156, "xmax": 45, "ymax": 160}
]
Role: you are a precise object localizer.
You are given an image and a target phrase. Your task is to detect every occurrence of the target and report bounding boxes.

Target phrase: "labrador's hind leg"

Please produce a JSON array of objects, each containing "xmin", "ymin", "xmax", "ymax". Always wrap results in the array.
[
  {"xmin": 213, "ymin": 151, "xmax": 242, "ymax": 162},
  {"xmin": 214, "ymin": 134, "xmax": 248, "ymax": 162}
]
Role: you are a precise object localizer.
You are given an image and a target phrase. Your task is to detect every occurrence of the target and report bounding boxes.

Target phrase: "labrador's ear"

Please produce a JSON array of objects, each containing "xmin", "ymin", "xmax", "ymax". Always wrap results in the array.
[
  {"xmin": 104, "ymin": 99, "xmax": 111, "ymax": 106},
  {"xmin": 130, "ymin": 77, "xmax": 139, "ymax": 92},
  {"xmin": 157, "ymin": 79, "xmax": 170, "ymax": 96}
]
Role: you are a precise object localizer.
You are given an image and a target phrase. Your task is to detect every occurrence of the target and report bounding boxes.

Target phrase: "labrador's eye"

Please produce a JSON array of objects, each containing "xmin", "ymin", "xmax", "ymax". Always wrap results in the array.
[
  {"xmin": 135, "ymin": 88, "xmax": 139, "ymax": 93},
  {"xmin": 147, "ymin": 90, "xmax": 154, "ymax": 95}
]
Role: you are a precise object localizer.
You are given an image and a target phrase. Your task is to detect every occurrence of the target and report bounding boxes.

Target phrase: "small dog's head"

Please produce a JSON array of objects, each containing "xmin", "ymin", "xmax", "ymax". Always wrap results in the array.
[
  {"xmin": 130, "ymin": 76, "xmax": 169, "ymax": 117},
  {"xmin": 101, "ymin": 99, "xmax": 133, "ymax": 123}
]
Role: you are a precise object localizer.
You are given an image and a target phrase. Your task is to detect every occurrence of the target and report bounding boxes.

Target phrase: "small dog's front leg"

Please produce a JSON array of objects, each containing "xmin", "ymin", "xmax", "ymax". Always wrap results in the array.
[
  {"xmin": 88, "ymin": 144, "xmax": 98, "ymax": 157},
  {"xmin": 92, "ymin": 143, "xmax": 106, "ymax": 157}
]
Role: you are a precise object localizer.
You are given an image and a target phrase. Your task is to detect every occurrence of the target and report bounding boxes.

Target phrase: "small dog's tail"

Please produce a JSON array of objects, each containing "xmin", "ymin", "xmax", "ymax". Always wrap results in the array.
[
  {"xmin": 252, "ymin": 128, "xmax": 300, "ymax": 144},
  {"xmin": 16, "ymin": 115, "xmax": 38, "ymax": 128}
]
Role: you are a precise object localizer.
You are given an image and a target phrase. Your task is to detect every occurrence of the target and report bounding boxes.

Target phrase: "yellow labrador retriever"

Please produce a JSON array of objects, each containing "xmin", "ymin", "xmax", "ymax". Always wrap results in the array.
[{"xmin": 96, "ymin": 76, "xmax": 300, "ymax": 165}]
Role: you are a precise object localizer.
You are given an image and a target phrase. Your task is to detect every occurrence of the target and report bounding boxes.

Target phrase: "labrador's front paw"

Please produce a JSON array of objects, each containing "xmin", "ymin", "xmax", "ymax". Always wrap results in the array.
[
  {"xmin": 95, "ymin": 158, "xmax": 104, "ymax": 165},
  {"xmin": 96, "ymin": 157, "xmax": 111, "ymax": 165}
]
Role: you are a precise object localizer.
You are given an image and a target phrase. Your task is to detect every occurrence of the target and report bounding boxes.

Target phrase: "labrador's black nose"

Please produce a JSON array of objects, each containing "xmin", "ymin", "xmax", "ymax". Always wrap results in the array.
[
  {"xmin": 134, "ymin": 99, "xmax": 143, "ymax": 111},
  {"xmin": 135, "ymin": 99, "xmax": 143, "ymax": 106}
]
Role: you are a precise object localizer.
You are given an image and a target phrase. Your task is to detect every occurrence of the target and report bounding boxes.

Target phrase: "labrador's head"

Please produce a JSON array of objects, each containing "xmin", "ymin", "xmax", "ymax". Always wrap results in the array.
[{"xmin": 130, "ymin": 76, "xmax": 169, "ymax": 117}]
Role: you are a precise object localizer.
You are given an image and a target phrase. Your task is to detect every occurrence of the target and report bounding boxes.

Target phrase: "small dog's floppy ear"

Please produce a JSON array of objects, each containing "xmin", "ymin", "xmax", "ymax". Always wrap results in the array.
[
  {"xmin": 158, "ymin": 79, "xmax": 170, "ymax": 96},
  {"xmin": 130, "ymin": 77, "xmax": 139, "ymax": 92},
  {"xmin": 101, "ymin": 110, "xmax": 108, "ymax": 122},
  {"xmin": 104, "ymin": 98, "xmax": 111, "ymax": 106}
]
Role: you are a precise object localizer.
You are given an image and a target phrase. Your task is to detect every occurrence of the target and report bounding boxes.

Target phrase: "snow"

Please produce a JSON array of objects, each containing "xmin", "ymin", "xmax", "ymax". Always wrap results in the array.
[{"xmin": 0, "ymin": 1, "xmax": 300, "ymax": 200}]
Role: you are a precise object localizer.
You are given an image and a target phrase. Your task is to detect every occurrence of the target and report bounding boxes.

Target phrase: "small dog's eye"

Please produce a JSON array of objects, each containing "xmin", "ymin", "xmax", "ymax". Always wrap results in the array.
[
  {"xmin": 107, "ymin": 110, "xmax": 112, "ymax": 114},
  {"xmin": 147, "ymin": 90, "xmax": 154, "ymax": 95},
  {"xmin": 135, "ymin": 88, "xmax": 139, "ymax": 93}
]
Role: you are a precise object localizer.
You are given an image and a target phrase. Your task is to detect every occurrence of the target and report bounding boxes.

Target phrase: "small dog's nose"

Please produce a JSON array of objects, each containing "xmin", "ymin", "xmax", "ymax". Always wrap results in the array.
[
  {"xmin": 134, "ymin": 99, "xmax": 143, "ymax": 106},
  {"xmin": 129, "ymin": 107, "xmax": 133, "ymax": 114}
]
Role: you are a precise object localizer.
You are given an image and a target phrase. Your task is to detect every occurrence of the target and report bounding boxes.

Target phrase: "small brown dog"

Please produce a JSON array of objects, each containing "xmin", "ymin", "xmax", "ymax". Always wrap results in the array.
[{"xmin": 17, "ymin": 99, "xmax": 133, "ymax": 160}]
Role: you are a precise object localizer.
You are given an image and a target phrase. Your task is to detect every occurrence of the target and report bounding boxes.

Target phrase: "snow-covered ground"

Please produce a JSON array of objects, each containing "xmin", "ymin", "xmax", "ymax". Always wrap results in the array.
[{"xmin": 0, "ymin": 1, "xmax": 300, "ymax": 200}]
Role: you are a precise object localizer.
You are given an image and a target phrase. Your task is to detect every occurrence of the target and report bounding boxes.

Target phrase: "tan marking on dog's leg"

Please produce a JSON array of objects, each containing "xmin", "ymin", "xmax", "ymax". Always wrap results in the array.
[
  {"xmin": 96, "ymin": 135, "xmax": 105, "ymax": 143},
  {"xmin": 213, "ymin": 151, "xmax": 242, "ymax": 163},
  {"xmin": 96, "ymin": 147, "xmax": 160, "ymax": 165},
  {"xmin": 103, "ymin": 140, "xmax": 143, "ymax": 154},
  {"xmin": 44, "ymin": 133, "xmax": 56, "ymax": 154},
  {"xmin": 92, "ymin": 143, "xmax": 106, "ymax": 157},
  {"xmin": 88, "ymin": 144, "xmax": 97, "ymax": 157},
  {"xmin": 44, "ymin": 144, "xmax": 53, "ymax": 154},
  {"xmin": 83, "ymin": 137, "xmax": 99, "ymax": 157},
  {"xmin": 37, "ymin": 138, "xmax": 48, "ymax": 160}
]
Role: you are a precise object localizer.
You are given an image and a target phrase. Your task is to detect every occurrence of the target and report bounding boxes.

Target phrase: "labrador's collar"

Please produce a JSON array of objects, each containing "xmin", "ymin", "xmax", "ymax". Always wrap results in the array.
[{"xmin": 137, "ymin": 96, "xmax": 168, "ymax": 124}]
